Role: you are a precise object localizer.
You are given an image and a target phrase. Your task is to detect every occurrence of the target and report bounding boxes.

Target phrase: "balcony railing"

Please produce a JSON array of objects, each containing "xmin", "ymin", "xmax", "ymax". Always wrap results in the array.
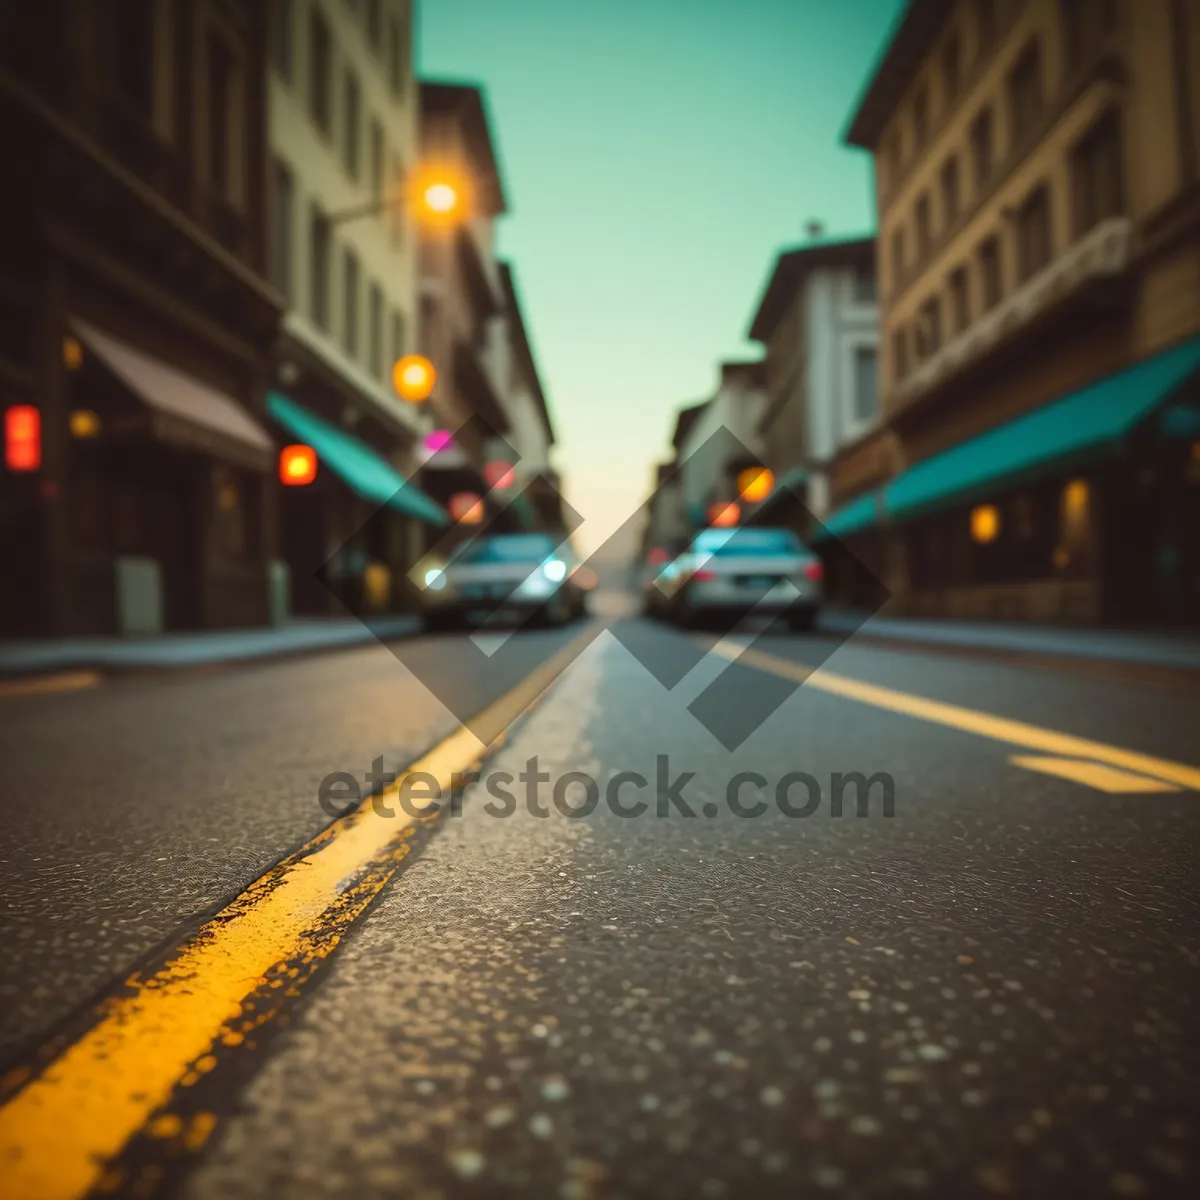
[{"xmin": 890, "ymin": 216, "xmax": 1132, "ymax": 411}]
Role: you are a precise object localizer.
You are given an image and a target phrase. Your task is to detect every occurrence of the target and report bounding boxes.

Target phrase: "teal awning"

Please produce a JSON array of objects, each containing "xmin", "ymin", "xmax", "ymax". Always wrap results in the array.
[
  {"xmin": 267, "ymin": 392, "xmax": 449, "ymax": 527},
  {"xmin": 883, "ymin": 336, "xmax": 1200, "ymax": 522},
  {"xmin": 813, "ymin": 491, "xmax": 880, "ymax": 541}
]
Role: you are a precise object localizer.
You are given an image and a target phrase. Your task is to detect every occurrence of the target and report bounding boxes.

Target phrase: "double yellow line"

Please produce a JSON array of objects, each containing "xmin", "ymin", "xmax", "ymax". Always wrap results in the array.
[{"xmin": 0, "ymin": 626, "xmax": 596, "ymax": 1200}]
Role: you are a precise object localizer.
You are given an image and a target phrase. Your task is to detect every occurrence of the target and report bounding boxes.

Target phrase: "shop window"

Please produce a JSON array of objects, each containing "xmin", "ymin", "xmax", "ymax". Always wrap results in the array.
[
  {"xmin": 1071, "ymin": 110, "xmax": 1124, "ymax": 237},
  {"xmin": 917, "ymin": 295, "xmax": 942, "ymax": 357},
  {"xmin": 214, "ymin": 466, "xmax": 258, "ymax": 561},
  {"xmin": 852, "ymin": 264, "xmax": 876, "ymax": 304},
  {"xmin": 391, "ymin": 309, "xmax": 407, "ymax": 366}
]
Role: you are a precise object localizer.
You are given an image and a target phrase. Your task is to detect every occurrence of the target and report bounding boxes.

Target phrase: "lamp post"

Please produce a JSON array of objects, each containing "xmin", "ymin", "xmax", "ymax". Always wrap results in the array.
[{"xmin": 327, "ymin": 167, "xmax": 468, "ymax": 228}]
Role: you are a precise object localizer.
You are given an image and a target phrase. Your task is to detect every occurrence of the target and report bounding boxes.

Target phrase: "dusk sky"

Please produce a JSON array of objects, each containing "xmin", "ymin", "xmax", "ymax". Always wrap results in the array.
[{"xmin": 419, "ymin": 0, "xmax": 906, "ymax": 556}]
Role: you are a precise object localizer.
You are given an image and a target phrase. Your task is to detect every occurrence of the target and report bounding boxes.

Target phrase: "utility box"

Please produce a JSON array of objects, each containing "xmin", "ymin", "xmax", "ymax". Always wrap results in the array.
[
  {"xmin": 268, "ymin": 560, "xmax": 290, "ymax": 627},
  {"xmin": 115, "ymin": 556, "xmax": 163, "ymax": 636}
]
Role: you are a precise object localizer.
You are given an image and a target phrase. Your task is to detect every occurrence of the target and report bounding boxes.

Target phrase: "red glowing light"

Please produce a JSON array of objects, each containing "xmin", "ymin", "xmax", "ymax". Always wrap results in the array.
[
  {"xmin": 279, "ymin": 444, "xmax": 317, "ymax": 485},
  {"xmin": 803, "ymin": 560, "xmax": 824, "ymax": 582},
  {"xmin": 5, "ymin": 405, "xmax": 40, "ymax": 472},
  {"xmin": 450, "ymin": 491, "xmax": 485, "ymax": 524},
  {"xmin": 484, "ymin": 460, "xmax": 516, "ymax": 490},
  {"xmin": 708, "ymin": 501, "xmax": 740, "ymax": 528}
]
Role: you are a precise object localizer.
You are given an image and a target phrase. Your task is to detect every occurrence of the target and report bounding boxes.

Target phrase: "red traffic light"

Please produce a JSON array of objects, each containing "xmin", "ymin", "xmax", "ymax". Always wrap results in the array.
[{"xmin": 5, "ymin": 405, "xmax": 41, "ymax": 472}]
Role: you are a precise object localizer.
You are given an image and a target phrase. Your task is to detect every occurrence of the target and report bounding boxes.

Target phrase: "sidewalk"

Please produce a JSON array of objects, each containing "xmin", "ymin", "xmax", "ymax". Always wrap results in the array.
[
  {"xmin": 819, "ymin": 610, "xmax": 1200, "ymax": 671},
  {"xmin": 0, "ymin": 616, "xmax": 420, "ymax": 679}
]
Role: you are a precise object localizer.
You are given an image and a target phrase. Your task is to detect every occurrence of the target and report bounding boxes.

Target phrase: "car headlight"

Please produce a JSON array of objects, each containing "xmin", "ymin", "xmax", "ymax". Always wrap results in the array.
[{"xmin": 542, "ymin": 558, "xmax": 567, "ymax": 583}]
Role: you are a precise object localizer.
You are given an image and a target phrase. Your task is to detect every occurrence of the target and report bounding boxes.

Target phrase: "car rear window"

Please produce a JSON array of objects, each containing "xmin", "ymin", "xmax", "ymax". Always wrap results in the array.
[
  {"xmin": 454, "ymin": 535, "xmax": 558, "ymax": 564},
  {"xmin": 692, "ymin": 528, "xmax": 805, "ymax": 556}
]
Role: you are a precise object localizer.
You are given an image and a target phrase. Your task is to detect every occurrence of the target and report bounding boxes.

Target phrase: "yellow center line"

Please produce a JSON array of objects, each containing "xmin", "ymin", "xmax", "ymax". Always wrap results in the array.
[
  {"xmin": 707, "ymin": 639, "xmax": 1200, "ymax": 792},
  {"xmin": 0, "ymin": 624, "xmax": 597, "ymax": 1200}
]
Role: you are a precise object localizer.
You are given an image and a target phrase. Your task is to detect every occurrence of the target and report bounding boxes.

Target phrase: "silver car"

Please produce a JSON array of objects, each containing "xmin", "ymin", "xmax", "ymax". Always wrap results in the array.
[
  {"xmin": 656, "ymin": 526, "xmax": 823, "ymax": 631},
  {"xmin": 416, "ymin": 533, "xmax": 584, "ymax": 631}
]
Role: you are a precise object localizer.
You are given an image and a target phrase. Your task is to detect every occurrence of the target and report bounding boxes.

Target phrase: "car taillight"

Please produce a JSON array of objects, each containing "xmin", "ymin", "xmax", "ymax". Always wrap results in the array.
[
  {"xmin": 692, "ymin": 569, "xmax": 718, "ymax": 583},
  {"xmin": 802, "ymin": 560, "xmax": 824, "ymax": 582}
]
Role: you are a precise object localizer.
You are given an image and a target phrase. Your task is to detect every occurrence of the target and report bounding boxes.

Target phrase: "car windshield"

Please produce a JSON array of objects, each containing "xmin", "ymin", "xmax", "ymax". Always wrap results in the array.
[
  {"xmin": 453, "ymin": 534, "xmax": 558, "ymax": 565},
  {"xmin": 692, "ymin": 528, "xmax": 804, "ymax": 556}
]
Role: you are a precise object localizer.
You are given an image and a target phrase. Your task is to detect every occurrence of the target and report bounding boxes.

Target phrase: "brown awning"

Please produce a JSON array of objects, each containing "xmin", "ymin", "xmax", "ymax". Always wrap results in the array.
[{"xmin": 71, "ymin": 318, "xmax": 274, "ymax": 471}]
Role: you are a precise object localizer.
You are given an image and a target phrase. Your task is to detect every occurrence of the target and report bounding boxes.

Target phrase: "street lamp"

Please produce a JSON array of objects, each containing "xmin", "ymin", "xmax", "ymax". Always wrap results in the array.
[{"xmin": 327, "ymin": 163, "xmax": 469, "ymax": 228}]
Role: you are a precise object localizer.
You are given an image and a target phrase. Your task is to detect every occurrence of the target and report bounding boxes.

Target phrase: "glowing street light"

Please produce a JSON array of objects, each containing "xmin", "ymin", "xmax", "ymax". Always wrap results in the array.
[
  {"xmin": 393, "ymin": 355, "xmax": 436, "ymax": 403},
  {"xmin": 450, "ymin": 491, "xmax": 485, "ymax": 525},
  {"xmin": 708, "ymin": 501, "xmax": 741, "ymax": 528},
  {"xmin": 737, "ymin": 467, "xmax": 775, "ymax": 504},
  {"xmin": 279, "ymin": 444, "xmax": 318, "ymax": 486}
]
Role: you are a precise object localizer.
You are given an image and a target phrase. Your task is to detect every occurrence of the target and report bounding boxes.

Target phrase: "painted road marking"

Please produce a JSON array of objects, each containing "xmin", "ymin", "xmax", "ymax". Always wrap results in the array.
[
  {"xmin": 1009, "ymin": 755, "xmax": 1183, "ymax": 793},
  {"xmin": 0, "ymin": 671, "xmax": 101, "ymax": 701},
  {"xmin": 708, "ymin": 640, "xmax": 1200, "ymax": 792},
  {"xmin": 0, "ymin": 624, "xmax": 597, "ymax": 1200}
]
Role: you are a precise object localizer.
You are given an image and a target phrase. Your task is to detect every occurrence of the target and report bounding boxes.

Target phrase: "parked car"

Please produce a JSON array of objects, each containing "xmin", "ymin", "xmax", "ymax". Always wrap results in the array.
[
  {"xmin": 658, "ymin": 526, "xmax": 823, "ymax": 631},
  {"xmin": 417, "ymin": 532, "xmax": 586, "ymax": 631}
]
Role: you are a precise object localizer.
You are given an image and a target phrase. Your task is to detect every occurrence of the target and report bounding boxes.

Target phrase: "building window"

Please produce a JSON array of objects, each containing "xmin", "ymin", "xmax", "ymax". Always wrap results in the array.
[
  {"xmin": 308, "ymin": 7, "xmax": 332, "ymax": 134},
  {"xmin": 892, "ymin": 327, "xmax": 909, "ymax": 381},
  {"xmin": 368, "ymin": 283, "xmax": 384, "ymax": 378},
  {"xmin": 912, "ymin": 86, "xmax": 929, "ymax": 151},
  {"xmin": 270, "ymin": 158, "xmax": 294, "ymax": 302},
  {"xmin": 205, "ymin": 29, "xmax": 239, "ymax": 201},
  {"xmin": 978, "ymin": 235, "xmax": 1002, "ymax": 309},
  {"xmin": 310, "ymin": 206, "xmax": 331, "ymax": 329},
  {"xmin": 271, "ymin": 0, "xmax": 294, "ymax": 82},
  {"xmin": 885, "ymin": 130, "xmax": 903, "ymax": 192},
  {"xmin": 113, "ymin": 0, "xmax": 157, "ymax": 116},
  {"xmin": 970, "ymin": 107, "xmax": 995, "ymax": 190},
  {"xmin": 852, "ymin": 347, "xmax": 879, "ymax": 424},
  {"xmin": 915, "ymin": 193, "xmax": 932, "ymax": 259},
  {"xmin": 940, "ymin": 156, "xmax": 960, "ymax": 226},
  {"xmin": 1016, "ymin": 184, "xmax": 1053, "ymax": 281},
  {"xmin": 1008, "ymin": 41, "xmax": 1044, "ymax": 145},
  {"xmin": 389, "ymin": 154, "xmax": 404, "ymax": 246},
  {"xmin": 343, "ymin": 248, "xmax": 360, "ymax": 358},
  {"xmin": 949, "ymin": 266, "xmax": 970, "ymax": 334},
  {"xmin": 890, "ymin": 227, "xmax": 906, "ymax": 289},
  {"xmin": 343, "ymin": 70, "xmax": 361, "ymax": 179},
  {"xmin": 369, "ymin": 117, "xmax": 384, "ymax": 196},
  {"xmin": 366, "ymin": 0, "xmax": 383, "ymax": 50},
  {"xmin": 917, "ymin": 295, "xmax": 942, "ymax": 358},
  {"xmin": 1061, "ymin": 0, "xmax": 1118, "ymax": 72},
  {"xmin": 942, "ymin": 31, "xmax": 961, "ymax": 102},
  {"xmin": 852, "ymin": 264, "xmax": 876, "ymax": 303},
  {"xmin": 388, "ymin": 13, "xmax": 406, "ymax": 96},
  {"xmin": 1071, "ymin": 110, "xmax": 1124, "ymax": 236},
  {"xmin": 976, "ymin": 0, "xmax": 996, "ymax": 52},
  {"xmin": 391, "ymin": 309, "xmax": 406, "ymax": 367},
  {"xmin": 213, "ymin": 466, "xmax": 254, "ymax": 561}
]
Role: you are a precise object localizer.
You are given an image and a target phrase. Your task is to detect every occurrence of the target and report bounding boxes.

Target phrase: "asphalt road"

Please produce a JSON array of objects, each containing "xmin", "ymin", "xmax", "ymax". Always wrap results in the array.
[{"xmin": 1, "ymin": 598, "xmax": 1198, "ymax": 1199}]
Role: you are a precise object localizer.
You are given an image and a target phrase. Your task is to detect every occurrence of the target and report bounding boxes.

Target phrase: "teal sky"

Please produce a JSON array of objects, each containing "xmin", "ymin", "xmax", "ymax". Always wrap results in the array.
[{"xmin": 419, "ymin": 0, "xmax": 905, "ymax": 555}]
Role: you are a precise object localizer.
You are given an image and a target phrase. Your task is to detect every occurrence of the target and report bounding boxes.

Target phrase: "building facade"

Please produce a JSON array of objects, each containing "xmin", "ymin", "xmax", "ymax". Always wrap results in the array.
[
  {"xmin": 0, "ymin": 0, "xmax": 284, "ymax": 637},
  {"xmin": 835, "ymin": 0, "xmax": 1200, "ymax": 624},
  {"xmin": 748, "ymin": 237, "xmax": 883, "ymax": 572},
  {"xmin": 265, "ymin": 0, "xmax": 447, "ymax": 619}
]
